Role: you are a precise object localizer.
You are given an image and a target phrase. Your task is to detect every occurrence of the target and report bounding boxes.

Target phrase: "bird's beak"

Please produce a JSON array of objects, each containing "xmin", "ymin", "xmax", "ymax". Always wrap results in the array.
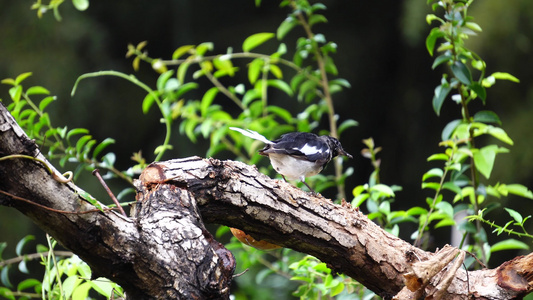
[{"xmin": 339, "ymin": 149, "xmax": 353, "ymax": 159}]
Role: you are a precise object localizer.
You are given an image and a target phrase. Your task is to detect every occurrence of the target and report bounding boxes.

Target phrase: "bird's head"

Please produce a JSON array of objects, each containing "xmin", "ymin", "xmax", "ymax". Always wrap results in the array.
[{"xmin": 326, "ymin": 136, "xmax": 353, "ymax": 159}]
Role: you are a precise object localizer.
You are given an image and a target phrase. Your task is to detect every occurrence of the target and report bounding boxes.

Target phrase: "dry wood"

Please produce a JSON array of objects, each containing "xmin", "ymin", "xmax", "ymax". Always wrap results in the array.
[{"xmin": 1, "ymin": 103, "xmax": 533, "ymax": 299}]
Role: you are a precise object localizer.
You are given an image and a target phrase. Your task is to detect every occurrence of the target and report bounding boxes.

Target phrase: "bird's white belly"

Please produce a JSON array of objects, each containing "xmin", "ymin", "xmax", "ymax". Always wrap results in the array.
[{"xmin": 268, "ymin": 154, "xmax": 322, "ymax": 181}]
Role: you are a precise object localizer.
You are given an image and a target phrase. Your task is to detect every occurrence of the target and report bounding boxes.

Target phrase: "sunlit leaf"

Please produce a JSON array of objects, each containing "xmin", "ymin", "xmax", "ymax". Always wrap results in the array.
[
  {"xmin": 505, "ymin": 184, "xmax": 533, "ymax": 199},
  {"xmin": 277, "ymin": 18, "xmax": 297, "ymax": 40},
  {"xmin": 490, "ymin": 239, "xmax": 529, "ymax": 252},
  {"xmin": 491, "ymin": 72, "xmax": 519, "ymax": 83},
  {"xmin": 92, "ymin": 138, "xmax": 115, "ymax": 159},
  {"xmin": 15, "ymin": 235, "xmax": 34, "ymax": 256},
  {"xmin": 248, "ymin": 58, "xmax": 263, "ymax": 84},
  {"xmin": 426, "ymin": 27, "xmax": 444, "ymax": 56},
  {"xmin": 432, "ymin": 82, "xmax": 451, "ymax": 116},
  {"xmin": 201, "ymin": 87, "xmax": 219, "ymax": 117},
  {"xmin": 39, "ymin": 96, "xmax": 56, "ymax": 112},
  {"xmin": 243, "ymin": 33, "xmax": 275, "ymax": 52},
  {"xmin": 172, "ymin": 45, "xmax": 195, "ymax": 60},
  {"xmin": 15, "ymin": 72, "xmax": 32, "ymax": 85},
  {"xmin": 473, "ymin": 111, "xmax": 501, "ymax": 125},
  {"xmin": 267, "ymin": 79, "xmax": 293, "ymax": 96},
  {"xmin": 72, "ymin": 0, "xmax": 89, "ymax": 11}
]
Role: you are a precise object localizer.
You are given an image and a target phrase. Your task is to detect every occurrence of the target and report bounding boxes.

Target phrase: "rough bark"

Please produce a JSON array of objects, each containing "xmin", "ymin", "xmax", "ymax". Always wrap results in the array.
[
  {"xmin": 0, "ymin": 103, "xmax": 234, "ymax": 299},
  {"xmin": 1, "ymin": 103, "xmax": 533, "ymax": 299}
]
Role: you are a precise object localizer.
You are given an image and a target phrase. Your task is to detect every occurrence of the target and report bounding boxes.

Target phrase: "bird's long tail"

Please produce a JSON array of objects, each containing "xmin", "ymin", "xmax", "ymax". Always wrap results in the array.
[{"xmin": 229, "ymin": 127, "xmax": 273, "ymax": 144}]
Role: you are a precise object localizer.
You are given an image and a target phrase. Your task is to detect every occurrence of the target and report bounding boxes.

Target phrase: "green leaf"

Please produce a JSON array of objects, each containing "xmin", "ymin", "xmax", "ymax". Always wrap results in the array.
[
  {"xmin": 490, "ymin": 239, "xmax": 529, "ymax": 252},
  {"xmin": 267, "ymin": 79, "xmax": 293, "ymax": 96},
  {"xmin": 72, "ymin": 282, "xmax": 92, "ymax": 300},
  {"xmin": 63, "ymin": 275, "xmax": 81, "ymax": 299},
  {"xmin": 506, "ymin": 184, "xmax": 533, "ymax": 199},
  {"xmin": 473, "ymin": 111, "xmax": 501, "ymax": 125},
  {"xmin": 76, "ymin": 135, "xmax": 93, "ymax": 156},
  {"xmin": 330, "ymin": 281, "xmax": 344, "ymax": 296},
  {"xmin": 172, "ymin": 45, "xmax": 195, "ymax": 60},
  {"xmin": 201, "ymin": 87, "xmax": 219, "ymax": 117},
  {"xmin": 72, "ymin": 0, "xmax": 89, "ymax": 11},
  {"xmin": 465, "ymin": 22, "xmax": 482, "ymax": 32},
  {"xmin": 267, "ymin": 106, "xmax": 293, "ymax": 123},
  {"xmin": 426, "ymin": 27, "xmax": 444, "ymax": 56},
  {"xmin": 17, "ymin": 278, "xmax": 41, "ymax": 292},
  {"xmin": 427, "ymin": 153, "xmax": 449, "ymax": 161},
  {"xmin": 15, "ymin": 235, "xmax": 34, "ymax": 256},
  {"xmin": 491, "ymin": 72, "xmax": 519, "ymax": 83},
  {"xmin": 156, "ymin": 70, "xmax": 175, "ymax": 91},
  {"xmin": 422, "ymin": 168, "xmax": 443, "ymax": 181},
  {"xmin": 14, "ymin": 72, "xmax": 32, "ymax": 85},
  {"xmin": 504, "ymin": 207, "xmax": 523, "ymax": 224},
  {"xmin": 338, "ymin": 119, "xmax": 358, "ymax": 135},
  {"xmin": 142, "ymin": 92, "xmax": 157, "ymax": 114},
  {"xmin": 92, "ymin": 138, "xmax": 115, "ymax": 159},
  {"xmin": 442, "ymin": 182, "xmax": 462, "ymax": 195},
  {"xmin": 89, "ymin": 278, "xmax": 117, "ymax": 298},
  {"xmin": 473, "ymin": 145, "xmax": 506, "ymax": 179},
  {"xmin": 242, "ymin": 33, "xmax": 275, "ymax": 52},
  {"xmin": 309, "ymin": 14, "xmax": 328, "ymax": 26},
  {"xmin": 39, "ymin": 96, "xmax": 56, "ymax": 112},
  {"xmin": 0, "ymin": 287, "xmax": 15, "ymax": 300},
  {"xmin": 441, "ymin": 119, "xmax": 461, "ymax": 141},
  {"xmin": 248, "ymin": 58, "xmax": 264, "ymax": 84},
  {"xmin": 1, "ymin": 266, "xmax": 12, "ymax": 288},
  {"xmin": 370, "ymin": 184, "xmax": 395, "ymax": 198},
  {"xmin": 8, "ymin": 86, "xmax": 22, "ymax": 103},
  {"xmin": 0, "ymin": 242, "xmax": 6, "ymax": 260},
  {"xmin": 66, "ymin": 128, "xmax": 89, "ymax": 141},
  {"xmin": 432, "ymin": 53, "xmax": 452, "ymax": 69},
  {"xmin": 27, "ymin": 86, "xmax": 50, "ymax": 95},
  {"xmin": 469, "ymin": 82, "xmax": 486, "ymax": 102},
  {"xmin": 451, "ymin": 61, "xmax": 472, "ymax": 85},
  {"xmin": 174, "ymin": 82, "xmax": 198, "ymax": 99},
  {"xmin": 324, "ymin": 56, "xmax": 338, "ymax": 75},
  {"xmin": 277, "ymin": 18, "xmax": 297, "ymax": 40},
  {"xmin": 484, "ymin": 126, "xmax": 514, "ymax": 145},
  {"xmin": 213, "ymin": 56, "xmax": 235, "ymax": 76},
  {"xmin": 177, "ymin": 62, "xmax": 190, "ymax": 84},
  {"xmin": 196, "ymin": 42, "xmax": 214, "ymax": 56},
  {"xmin": 432, "ymin": 82, "xmax": 451, "ymax": 116},
  {"xmin": 269, "ymin": 64, "xmax": 283, "ymax": 79}
]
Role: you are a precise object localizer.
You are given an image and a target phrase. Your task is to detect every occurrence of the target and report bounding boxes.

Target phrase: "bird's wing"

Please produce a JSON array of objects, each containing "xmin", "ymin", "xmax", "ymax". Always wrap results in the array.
[
  {"xmin": 261, "ymin": 133, "xmax": 331, "ymax": 163},
  {"xmin": 229, "ymin": 127, "xmax": 273, "ymax": 144}
]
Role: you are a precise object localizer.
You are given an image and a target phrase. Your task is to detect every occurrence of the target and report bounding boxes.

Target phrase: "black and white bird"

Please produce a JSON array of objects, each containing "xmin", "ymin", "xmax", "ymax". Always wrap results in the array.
[{"xmin": 230, "ymin": 127, "xmax": 352, "ymax": 193}]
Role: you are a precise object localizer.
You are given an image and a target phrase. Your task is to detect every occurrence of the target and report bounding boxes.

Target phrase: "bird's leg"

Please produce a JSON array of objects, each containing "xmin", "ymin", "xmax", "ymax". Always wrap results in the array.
[
  {"xmin": 281, "ymin": 175, "xmax": 288, "ymax": 182},
  {"xmin": 301, "ymin": 179, "xmax": 317, "ymax": 195}
]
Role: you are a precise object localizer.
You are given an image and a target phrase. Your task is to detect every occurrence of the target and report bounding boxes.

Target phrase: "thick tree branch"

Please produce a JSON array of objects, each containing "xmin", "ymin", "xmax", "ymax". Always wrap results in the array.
[{"xmin": 1, "ymin": 103, "xmax": 533, "ymax": 299}]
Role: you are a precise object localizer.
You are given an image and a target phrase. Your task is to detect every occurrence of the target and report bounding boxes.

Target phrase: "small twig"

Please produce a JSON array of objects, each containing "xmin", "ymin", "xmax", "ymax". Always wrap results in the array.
[
  {"xmin": 0, "ymin": 189, "xmax": 117, "ymax": 214},
  {"xmin": 0, "ymin": 154, "xmax": 72, "ymax": 183},
  {"xmin": 232, "ymin": 268, "xmax": 249, "ymax": 278},
  {"xmin": 93, "ymin": 169, "xmax": 127, "ymax": 217},
  {"xmin": 0, "ymin": 250, "xmax": 73, "ymax": 268}
]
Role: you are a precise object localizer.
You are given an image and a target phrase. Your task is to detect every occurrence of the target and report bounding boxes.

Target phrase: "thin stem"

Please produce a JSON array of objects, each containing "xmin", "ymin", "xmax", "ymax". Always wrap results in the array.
[
  {"xmin": 415, "ymin": 153, "xmax": 453, "ymax": 247},
  {"xmin": 72, "ymin": 71, "xmax": 171, "ymax": 162},
  {"xmin": 203, "ymin": 70, "xmax": 245, "ymax": 110},
  {"xmin": 0, "ymin": 251, "xmax": 73, "ymax": 268},
  {"xmin": 292, "ymin": 2, "xmax": 345, "ymax": 200},
  {"xmin": 93, "ymin": 169, "xmax": 127, "ymax": 217}
]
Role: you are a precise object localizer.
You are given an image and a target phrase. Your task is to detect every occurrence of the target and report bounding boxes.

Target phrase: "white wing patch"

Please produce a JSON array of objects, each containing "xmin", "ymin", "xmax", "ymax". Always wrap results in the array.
[{"xmin": 297, "ymin": 143, "xmax": 323, "ymax": 156}]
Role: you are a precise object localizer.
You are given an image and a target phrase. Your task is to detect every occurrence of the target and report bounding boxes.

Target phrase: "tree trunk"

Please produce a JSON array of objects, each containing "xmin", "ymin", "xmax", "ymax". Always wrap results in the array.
[{"xmin": 1, "ymin": 103, "xmax": 532, "ymax": 299}]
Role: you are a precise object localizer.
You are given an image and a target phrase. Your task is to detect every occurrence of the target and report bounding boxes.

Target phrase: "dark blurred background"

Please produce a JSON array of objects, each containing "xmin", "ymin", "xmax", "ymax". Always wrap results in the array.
[{"xmin": 1, "ymin": 0, "xmax": 532, "ymax": 281}]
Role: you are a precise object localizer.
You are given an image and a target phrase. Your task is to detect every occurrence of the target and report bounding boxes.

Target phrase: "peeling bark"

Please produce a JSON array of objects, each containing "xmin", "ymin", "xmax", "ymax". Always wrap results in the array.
[{"xmin": 1, "ymin": 103, "xmax": 533, "ymax": 299}]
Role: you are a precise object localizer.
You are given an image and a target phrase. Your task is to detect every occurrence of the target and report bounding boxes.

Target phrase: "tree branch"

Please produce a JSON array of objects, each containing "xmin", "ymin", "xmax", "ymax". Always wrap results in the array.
[{"xmin": 1, "ymin": 102, "xmax": 532, "ymax": 299}]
